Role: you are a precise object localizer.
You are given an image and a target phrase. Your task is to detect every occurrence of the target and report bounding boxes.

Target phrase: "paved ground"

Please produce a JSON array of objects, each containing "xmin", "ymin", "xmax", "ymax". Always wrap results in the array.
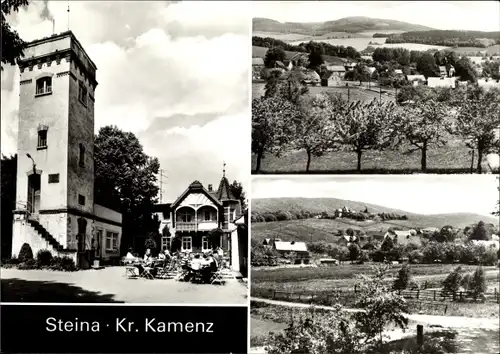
[{"xmin": 1, "ymin": 267, "xmax": 248, "ymax": 304}]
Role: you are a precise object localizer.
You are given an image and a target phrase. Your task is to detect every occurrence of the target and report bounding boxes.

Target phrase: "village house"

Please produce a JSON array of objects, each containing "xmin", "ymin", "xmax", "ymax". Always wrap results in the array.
[
  {"xmin": 273, "ymin": 241, "xmax": 310, "ymax": 264},
  {"xmin": 478, "ymin": 78, "xmax": 500, "ymax": 90},
  {"xmin": 471, "ymin": 240, "xmax": 500, "ymax": 250},
  {"xmin": 152, "ymin": 171, "xmax": 246, "ymax": 273},
  {"xmin": 321, "ymin": 65, "xmax": 346, "ymax": 86},
  {"xmin": 427, "ymin": 76, "xmax": 456, "ymax": 88},
  {"xmin": 252, "ymin": 57, "xmax": 265, "ymax": 80},
  {"xmin": 394, "ymin": 69, "xmax": 404, "ymax": 76},
  {"xmin": 406, "ymin": 74, "xmax": 426, "ymax": 86},
  {"xmin": 11, "ymin": 31, "xmax": 122, "ymax": 269},
  {"xmin": 383, "ymin": 230, "xmax": 421, "ymax": 247}
]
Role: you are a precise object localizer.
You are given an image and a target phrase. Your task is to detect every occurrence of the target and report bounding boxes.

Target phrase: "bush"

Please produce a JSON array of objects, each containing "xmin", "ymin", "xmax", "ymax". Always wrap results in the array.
[
  {"xmin": 36, "ymin": 249, "xmax": 53, "ymax": 267},
  {"xmin": 468, "ymin": 266, "xmax": 487, "ymax": 299},
  {"xmin": 17, "ymin": 259, "xmax": 38, "ymax": 270},
  {"xmin": 442, "ymin": 266, "xmax": 463, "ymax": 293},
  {"xmin": 18, "ymin": 243, "xmax": 34, "ymax": 262},
  {"xmin": 393, "ymin": 264, "xmax": 411, "ymax": 290},
  {"xmin": 408, "ymin": 250, "xmax": 423, "ymax": 264},
  {"xmin": 50, "ymin": 256, "xmax": 77, "ymax": 271}
]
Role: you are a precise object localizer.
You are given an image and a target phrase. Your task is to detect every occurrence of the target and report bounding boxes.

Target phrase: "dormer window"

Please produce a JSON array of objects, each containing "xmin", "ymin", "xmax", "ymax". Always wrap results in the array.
[
  {"xmin": 78, "ymin": 81, "xmax": 87, "ymax": 106},
  {"xmin": 36, "ymin": 77, "xmax": 52, "ymax": 96}
]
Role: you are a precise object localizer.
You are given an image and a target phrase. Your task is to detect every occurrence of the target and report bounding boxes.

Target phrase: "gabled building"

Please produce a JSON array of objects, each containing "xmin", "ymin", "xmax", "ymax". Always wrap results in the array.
[
  {"xmin": 153, "ymin": 171, "xmax": 244, "ymax": 272},
  {"xmin": 273, "ymin": 241, "xmax": 310, "ymax": 264}
]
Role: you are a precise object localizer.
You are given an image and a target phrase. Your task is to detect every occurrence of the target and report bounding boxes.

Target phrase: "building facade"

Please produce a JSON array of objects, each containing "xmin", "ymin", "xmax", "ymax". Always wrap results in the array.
[
  {"xmin": 153, "ymin": 173, "xmax": 244, "ymax": 272},
  {"xmin": 11, "ymin": 31, "xmax": 122, "ymax": 268}
]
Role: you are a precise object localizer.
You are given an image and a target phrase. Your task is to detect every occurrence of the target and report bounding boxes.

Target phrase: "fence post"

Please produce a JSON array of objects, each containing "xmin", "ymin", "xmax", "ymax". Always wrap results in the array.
[
  {"xmin": 444, "ymin": 305, "xmax": 448, "ymax": 315},
  {"xmin": 417, "ymin": 289, "xmax": 420, "ymax": 299},
  {"xmin": 459, "ymin": 291, "xmax": 463, "ymax": 302},
  {"xmin": 273, "ymin": 290, "xmax": 276, "ymax": 299},
  {"xmin": 354, "ymin": 285, "xmax": 357, "ymax": 293},
  {"xmin": 433, "ymin": 290, "xmax": 436, "ymax": 301},
  {"xmin": 417, "ymin": 325, "xmax": 424, "ymax": 348}
]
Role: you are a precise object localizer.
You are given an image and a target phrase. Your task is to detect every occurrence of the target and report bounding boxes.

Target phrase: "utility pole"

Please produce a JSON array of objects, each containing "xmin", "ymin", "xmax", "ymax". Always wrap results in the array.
[
  {"xmin": 67, "ymin": 1, "xmax": 70, "ymax": 30},
  {"xmin": 158, "ymin": 169, "xmax": 168, "ymax": 204}
]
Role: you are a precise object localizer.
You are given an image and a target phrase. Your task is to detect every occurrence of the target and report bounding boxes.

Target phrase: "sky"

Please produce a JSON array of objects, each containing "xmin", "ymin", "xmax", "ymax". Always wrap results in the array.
[
  {"xmin": 253, "ymin": 1, "xmax": 500, "ymax": 32},
  {"xmin": 251, "ymin": 175, "xmax": 500, "ymax": 217},
  {"xmin": 1, "ymin": 1, "xmax": 251, "ymax": 202}
]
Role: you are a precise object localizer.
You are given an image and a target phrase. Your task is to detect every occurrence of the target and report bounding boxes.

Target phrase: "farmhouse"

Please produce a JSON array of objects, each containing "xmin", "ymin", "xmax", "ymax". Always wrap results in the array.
[
  {"xmin": 152, "ymin": 170, "xmax": 245, "ymax": 273},
  {"xmin": 273, "ymin": 241, "xmax": 310, "ymax": 264},
  {"xmin": 406, "ymin": 75, "xmax": 426, "ymax": 86},
  {"xmin": 478, "ymin": 78, "xmax": 500, "ymax": 90},
  {"xmin": 304, "ymin": 70, "xmax": 321, "ymax": 85},
  {"xmin": 252, "ymin": 57, "xmax": 265, "ymax": 79},
  {"xmin": 11, "ymin": 31, "xmax": 123, "ymax": 269},
  {"xmin": 321, "ymin": 66, "xmax": 345, "ymax": 86},
  {"xmin": 394, "ymin": 69, "xmax": 403, "ymax": 76},
  {"xmin": 384, "ymin": 230, "xmax": 421, "ymax": 247}
]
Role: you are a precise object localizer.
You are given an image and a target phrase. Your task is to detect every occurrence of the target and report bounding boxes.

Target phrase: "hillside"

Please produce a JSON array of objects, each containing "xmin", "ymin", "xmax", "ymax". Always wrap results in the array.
[
  {"xmin": 385, "ymin": 30, "xmax": 500, "ymax": 48},
  {"xmin": 253, "ymin": 16, "xmax": 433, "ymax": 36},
  {"xmin": 252, "ymin": 197, "xmax": 498, "ymax": 228}
]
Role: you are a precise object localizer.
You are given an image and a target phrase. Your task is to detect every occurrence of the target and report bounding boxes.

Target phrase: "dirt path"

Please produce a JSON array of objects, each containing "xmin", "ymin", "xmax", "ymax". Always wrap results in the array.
[{"xmin": 251, "ymin": 297, "xmax": 499, "ymax": 329}]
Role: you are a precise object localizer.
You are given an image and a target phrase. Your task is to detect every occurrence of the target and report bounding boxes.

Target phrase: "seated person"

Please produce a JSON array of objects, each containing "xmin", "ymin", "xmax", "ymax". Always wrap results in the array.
[
  {"xmin": 125, "ymin": 248, "xmax": 136, "ymax": 264},
  {"xmin": 158, "ymin": 251, "xmax": 166, "ymax": 260},
  {"xmin": 143, "ymin": 249, "xmax": 154, "ymax": 266},
  {"xmin": 201, "ymin": 253, "xmax": 217, "ymax": 283},
  {"xmin": 190, "ymin": 254, "xmax": 203, "ymax": 271}
]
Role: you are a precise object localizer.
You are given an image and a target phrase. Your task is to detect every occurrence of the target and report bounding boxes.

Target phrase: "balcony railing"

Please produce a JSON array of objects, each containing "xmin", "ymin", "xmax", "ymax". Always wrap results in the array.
[{"xmin": 176, "ymin": 222, "xmax": 197, "ymax": 231}]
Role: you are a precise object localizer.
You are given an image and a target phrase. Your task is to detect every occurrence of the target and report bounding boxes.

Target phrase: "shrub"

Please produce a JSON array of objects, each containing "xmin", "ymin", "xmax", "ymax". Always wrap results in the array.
[
  {"xmin": 371, "ymin": 249, "xmax": 386, "ymax": 262},
  {"xmin": 17, "ymin": 259, "xmax": 38, "ymax": 270},
  {"xmin": 393, "ymin": 264, "xmax": 411, "ymax": 290},
  {"xmin": 408, "ymin": 250, "xmax": 423, "ymax": 264},
  {"xmin": 358, "ymin": 251, "xmax": 369, "ymax": 264},
  {"xmin": 468, "ymin": 266, "xmax": 487, "ymax": 299},
  {"xmin": 50, "ymin": 256, "xmax": 77, "ymax": 271},
  {"xmin": 36, "ymin": 249, "xmax": 53, "ymax": 267},
  {"xmin": 18, "ymin": 243, "xmax": 34, "ymax": 262},
  {"xmin": 480, "ymin": 246, "xmax": 498, "ymax": 266},
  {"xmin": 442, "ymin": 266, "xmax": 463, "ymax": 293}
]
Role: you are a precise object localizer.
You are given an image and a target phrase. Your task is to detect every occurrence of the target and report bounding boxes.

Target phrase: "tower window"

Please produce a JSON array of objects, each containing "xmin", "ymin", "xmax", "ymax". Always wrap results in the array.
[
  {"xmin": 78, "ymin": 81, "xmax": 87, "ymax": 106},
  {"xmin": 79, "ymin": 144, "xmax": 85, "ymax": 167},
  {"xmin": 37, "ymin": 130, "xmax": 47, "ymax": 149},
  {"xmin": 78, "ymin": 194, "xmax": 85, "ymax": 206},
  {"xmin": 35, "ymin": 77, "xmax": 52, "ymax": 95}
]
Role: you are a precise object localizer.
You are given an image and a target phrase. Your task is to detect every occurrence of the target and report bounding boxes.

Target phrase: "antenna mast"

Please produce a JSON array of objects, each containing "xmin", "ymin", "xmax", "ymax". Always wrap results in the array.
[
  {"xmin": 67, "ymin": 1, "xmax": 70, "ymax": 30},
  {"xmin": 158, "ymin": 169, "xmax": 168, "ymax": 204}
]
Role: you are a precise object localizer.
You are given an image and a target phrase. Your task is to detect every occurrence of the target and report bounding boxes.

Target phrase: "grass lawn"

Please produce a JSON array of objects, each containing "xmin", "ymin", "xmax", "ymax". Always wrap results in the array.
[{"xmin": 251, "ymin": 141, "xmax": 493, "ymax": 174}]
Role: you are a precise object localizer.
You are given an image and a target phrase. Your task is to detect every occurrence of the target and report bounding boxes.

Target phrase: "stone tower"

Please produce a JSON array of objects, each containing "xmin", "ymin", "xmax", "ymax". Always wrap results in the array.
[{"xmin": 12, "ymin": 31, "xmax": 98, "ymax": 262}]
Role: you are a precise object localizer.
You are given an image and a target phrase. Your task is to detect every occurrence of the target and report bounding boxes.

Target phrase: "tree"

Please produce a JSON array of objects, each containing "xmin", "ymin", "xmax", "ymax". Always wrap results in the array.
[
  {"xmin": 393, "ymin": 264, "xmax": 411, "ymax": 290},
  {"xmin": 468, "ymin": 266, "xmax": 487, "ymax": 299},
  {"xmin": 454, "ymin": 57, "xmax": 477, "ymax": 83},
  {"xmin": 394, "ymin": 99, "xmax": 449, "ymax": 172},
  {"xmin": 354, "ymin": 265, "xmax": 409, "ymax": 345},
  {"xmin": 349, "ymin": 243, "xmax": 361, "ymax": 263},
  {"xmin": 208, "ymin": 228, "xmax": 223, "ymax": 249},
  {"xmin": 144, "ymin": 235, "xmax": 158, "ymax": 256},
  {"xmin": 308, "ymin": 50, "xmax": 324, "ymax": 70},
  {"xmin": 442, "ymin": 266, "xmax": 463, "ymax": 293},
  {"xmin": 335, "ymin": 99, "xmax": 397, "ymax": 171},
  {"xmin": 380, "ymin": 236, "xmax": 394, "ymax": 252},
  {"xmin": 469, "ymin": 221, "xmax": 490, "ymax": 241},
  {"xmin": 94, "ymin": 126, "xmax": 160, "ymax": 254},
  {"xmin": 1, "ymin": 0, "xmax": 29, "ymax": 71},
  {"xmin": 1, "ymin": 154, "xmax": 17, "ymax": 259},
  {"xmin": 353, "ymin": 64, "xmax": 371, "ymax": 86},
  {"xmin": 252, "ymin": 96, "xmax": 299, "ymax": 173},
  {"xmin": 417, "ymin": 53, "xmax": 439, "ymax": 78},
  {"xmin": 439, "ymin": 225, "xmax": 457, "ymax": 242},
  {"xmin": 229, "ymin": 180, "xmax": 247, "ymax": 211},
  {"xmin": 264, "ymin": 47, "xmax": 286, "ymax": 68},
  {"xmin": 452, "ymin": 87, "xmax": 500, "ymax": 173},
  {"xmin": 294, "ymin": 93, "xmax": 339, "ymax": 172}
]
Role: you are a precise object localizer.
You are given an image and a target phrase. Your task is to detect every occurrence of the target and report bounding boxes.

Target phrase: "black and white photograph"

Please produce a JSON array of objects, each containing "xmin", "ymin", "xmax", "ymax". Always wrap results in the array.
[
  {"xmin": 251, "ymin": 1, "xmax": 500, "ymax": 174},
  {"xmin": 1, "ymin": 1, "xmax": 250, "ymax": 304},
  {"xmin": 249, "ymin": 174, "xmax": 500, "ymax": 354}
]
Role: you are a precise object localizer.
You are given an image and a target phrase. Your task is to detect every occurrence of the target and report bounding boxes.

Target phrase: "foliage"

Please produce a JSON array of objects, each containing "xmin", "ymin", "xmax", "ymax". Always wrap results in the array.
[
  {"xmin": 452, "ymin": 87, "xmax": 500, "ymax": 173},
  {"xmin": 49, "ymin": 256, "xmax": 77, "ymax": 271},
  {"xmin": 294, "ymin": 93, "xmax": 339, "ymax": 171},
  {"xmin": 229, "ymin": 180, "xmax": 248, "ymax": 211},
  {"xmin": 442, "ymin": 266, "xmax": 463, "ymax": 293},
  {"xmin": 394, "ymin": 99, "xmax": 449, "ymax": 172},
  {"xmin": 380, "ymin": 237, "xmax": 394, "ymax": 252},
  {"xmin": 393, "ymin": 264, "xmax": 412, "ymax": 290},
  {"xmin": 334, "ymin": 99, "xmax": 397, "ymax": 171},
  {"xmin": 353, "ymin": 265, "xmax": 409, "ymax": 345},
  {"xmin": 467, "ymin": 266, "xmax": 487, "ymax": 299},
  {"xmin": 251, "ymin": 244, "xmax": 280, "ymax": 267},
  {"xmin": 385, "ymin": 30, "xmax": 500, "ymax": 48},
  {"xmin": 17, "ymin": 259, "xmax": 38, "ymax": 270},
  {"xmin": 1, "ymin": 0, "xmax": 29, "ymax": 71},
  {"xmin": 36, "ymin": 249, "xmax": 53, "ymax": 267},
  {"xmin": 144, "ymin": 236, "xmax": 157, "ymax": 255},
  {"xmin": 252, "ymin": 96, "xmax": 300, "ymax": 172},
  {"xmin": 416, "ymin": 53, "xmax": 439, "ymax": 78},
  {"xmin": 308, "ymin": 51, "xmax": 324, "ymax": 69},
  {"xmin": 1, "ymin": 154, "xmax": 16, "ymax": 258},
  {"xmin": 94, "ymin": 126, "xmax": 160, "ymax": 254},
  {"xmin": 349, "ymin": 243, "xmax": 361, "ymax": 262},
  {"xmin": 18, "ymin": 243, "xmax": 33, "ymax": 262},
  {"xmin": 264, "ymin": 47, "xmax": 286, "ymax": 68},
  {"xmin": 469, "ymin": 221, "xmax": 491, "ymax": 241},
  {"xmin": 208, "ymin": 228, "xmax": 223, "ymax": 249},
  {"xmin": 265, "ymin": 305, "xmax": 364, "ymax": 354},
  {"xmin": 170, "ymin": 234, "xmax": 182, "ymax": 253}
]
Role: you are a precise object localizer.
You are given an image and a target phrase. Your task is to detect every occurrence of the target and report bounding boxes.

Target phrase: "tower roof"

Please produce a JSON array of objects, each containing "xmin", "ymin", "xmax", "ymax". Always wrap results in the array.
[{"xmin": 216, "ymin": 176, "xmax": 236, "ymax": 202}]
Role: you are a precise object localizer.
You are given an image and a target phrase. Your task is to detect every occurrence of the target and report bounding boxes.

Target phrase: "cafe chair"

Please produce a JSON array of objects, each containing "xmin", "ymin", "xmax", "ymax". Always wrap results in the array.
[{"xmin": 141, "ymin": 266, "xmax": 155, "ymax": 280}]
